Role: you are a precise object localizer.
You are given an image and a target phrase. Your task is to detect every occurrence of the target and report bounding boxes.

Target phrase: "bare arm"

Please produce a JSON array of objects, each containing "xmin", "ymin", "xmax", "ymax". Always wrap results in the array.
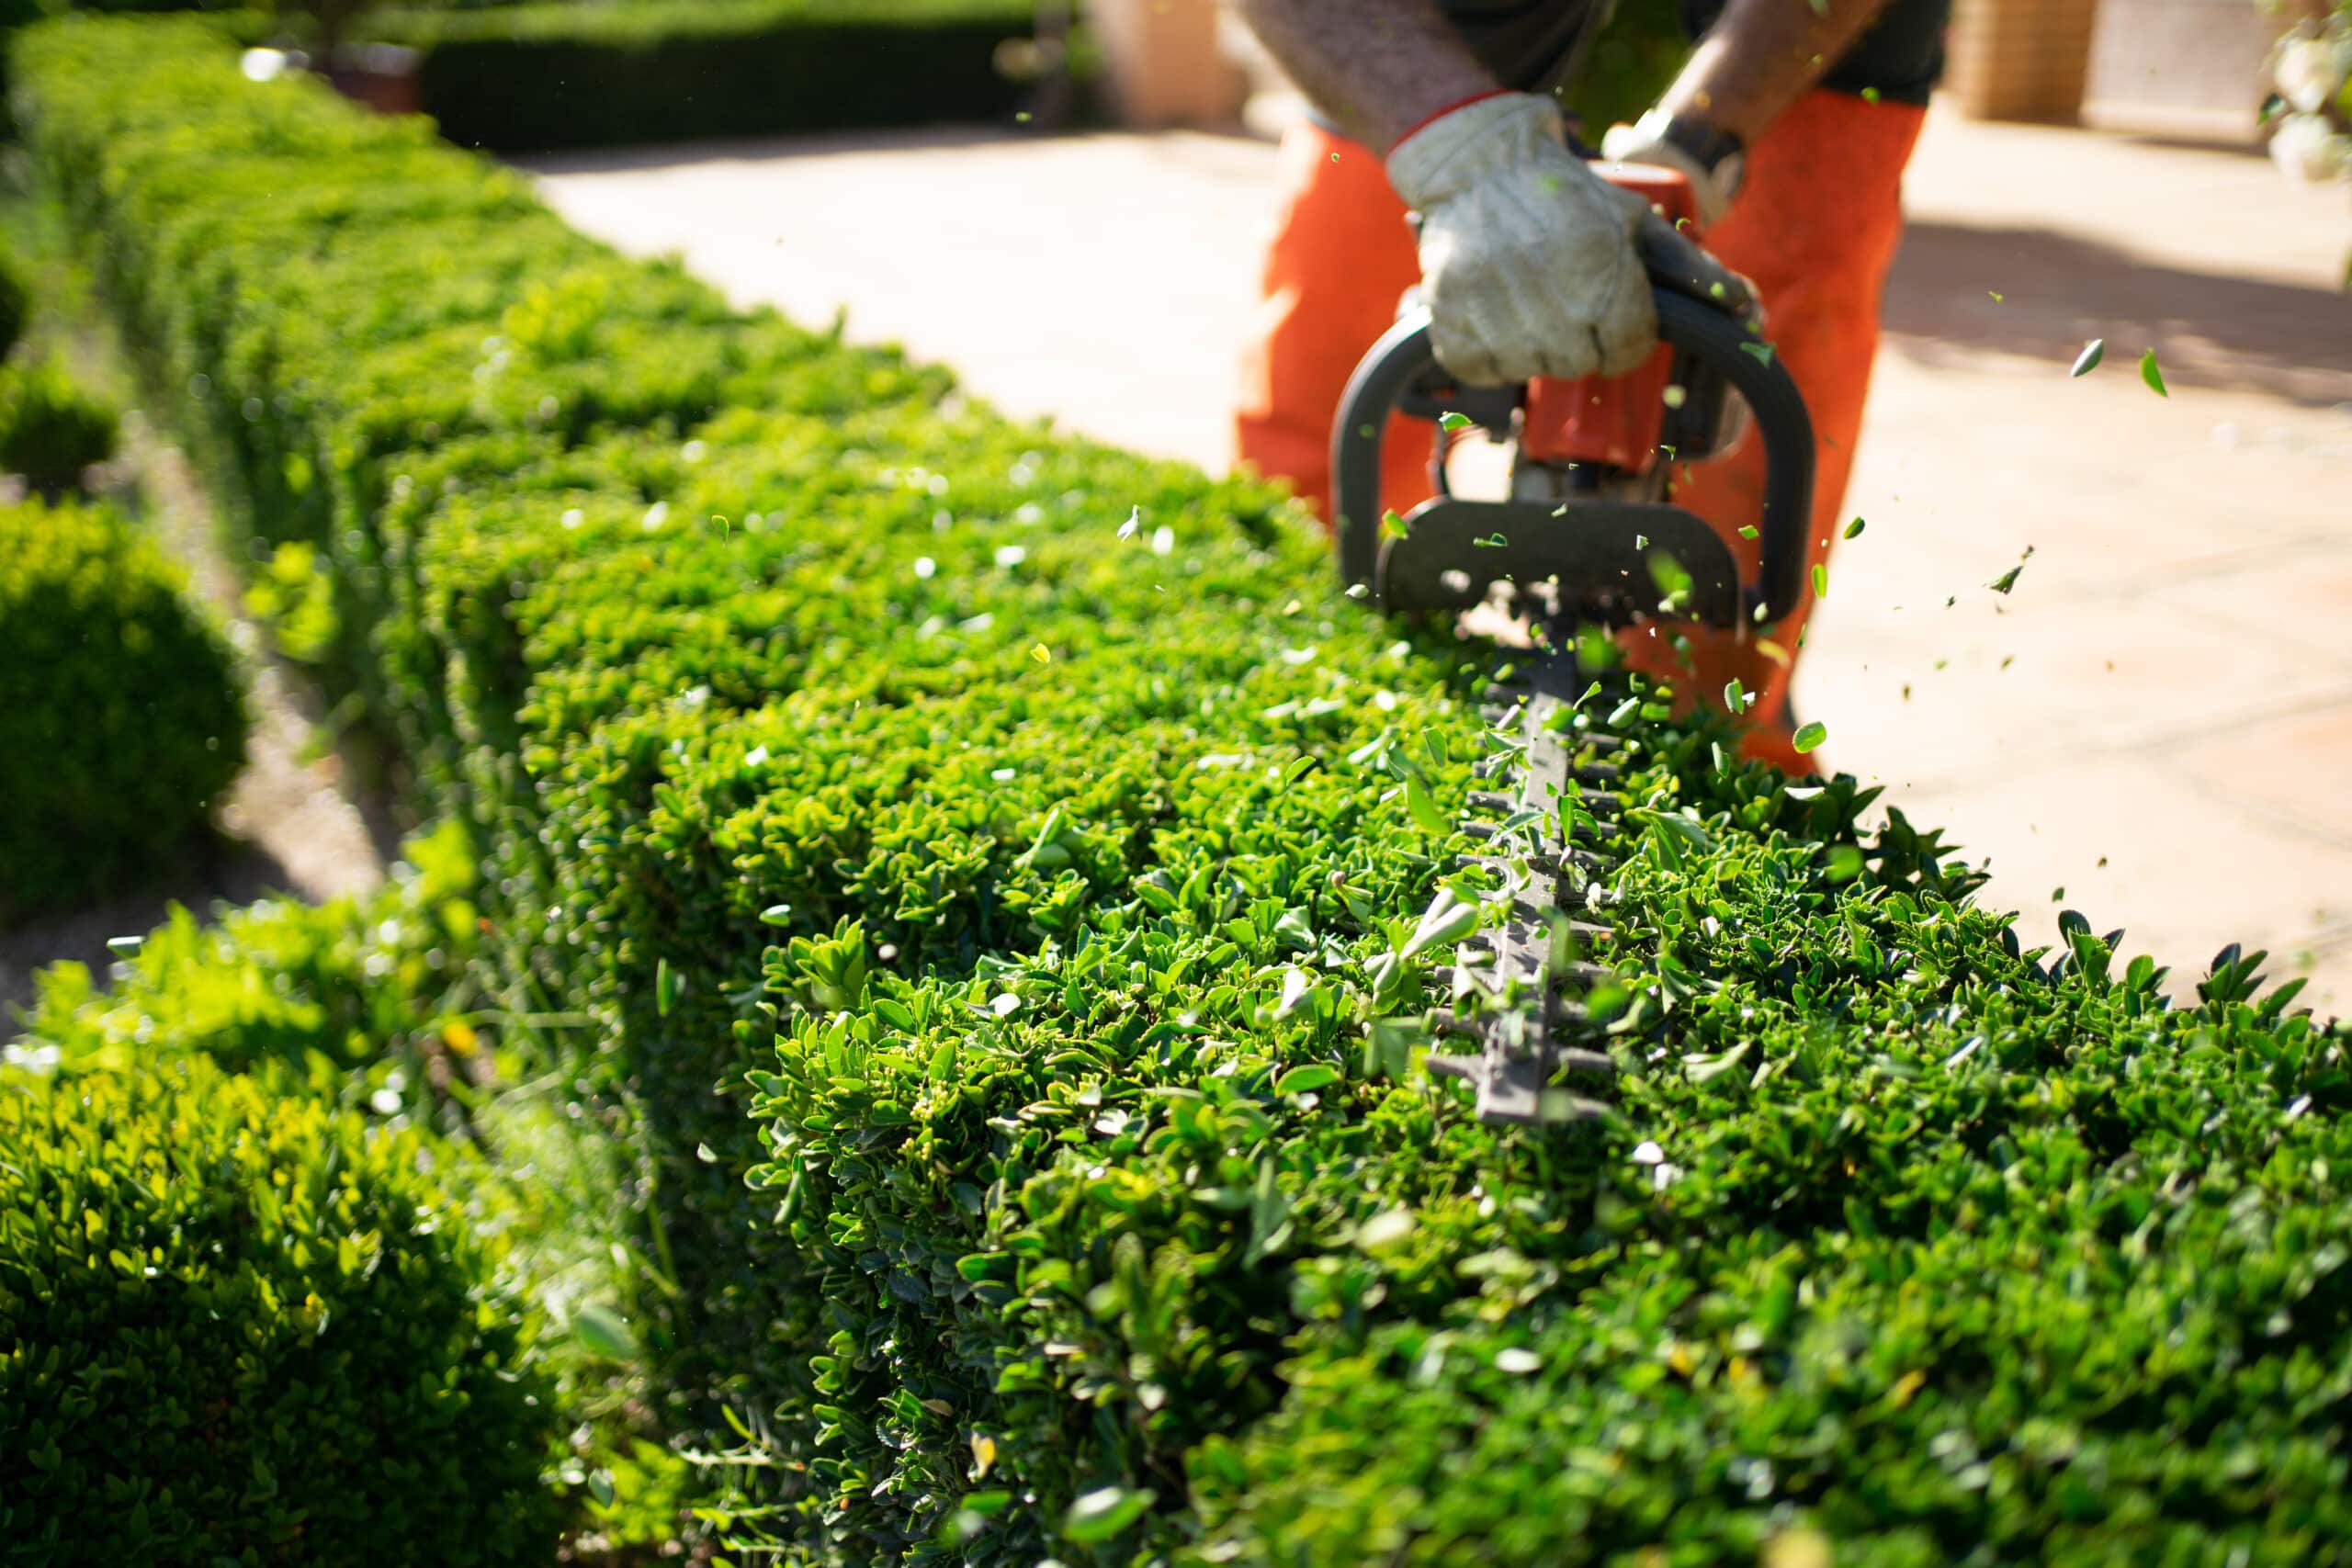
[
  {"xmin": 1231, "ymin": 0, "xmax": 1498, "ymax": 151},
  {"xmin": 1660, "ymin": 0, "xmax": 1896, "ymax": 141},
  {"xmin": 1238, "ymin": 0, "xmax": 1901, "ymax": 155}
]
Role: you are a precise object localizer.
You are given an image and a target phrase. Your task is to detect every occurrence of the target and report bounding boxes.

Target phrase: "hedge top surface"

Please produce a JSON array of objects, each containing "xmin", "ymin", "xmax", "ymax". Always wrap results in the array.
[{"xmin": 17, "ymin": 19, "xmax": 2349, "ymax": 1564}]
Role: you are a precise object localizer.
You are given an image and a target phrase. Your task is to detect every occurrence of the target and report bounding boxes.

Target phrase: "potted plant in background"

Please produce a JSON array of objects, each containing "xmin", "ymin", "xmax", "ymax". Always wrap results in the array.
[
  {"xmin": 243, "ymin": 0, "xmax": 420, "ymax": 116},
  {"xmin": 2264, "ymin": 2, "xmax": 2352, "ymax": 284}
]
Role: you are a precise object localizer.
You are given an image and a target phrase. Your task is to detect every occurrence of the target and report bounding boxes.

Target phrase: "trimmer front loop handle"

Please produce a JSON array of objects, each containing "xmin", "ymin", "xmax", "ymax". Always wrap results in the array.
[{"xmin": 1333, "ymin": 288, "xmax": 1815, "ymax": 628}]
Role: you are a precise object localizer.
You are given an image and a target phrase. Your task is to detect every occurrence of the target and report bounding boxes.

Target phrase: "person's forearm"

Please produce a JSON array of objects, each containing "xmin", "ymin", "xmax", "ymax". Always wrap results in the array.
[
  {"xmin": 1660, "ymin": 0, "xmax": 1895, "ymax": 142},
  {"xmin": 1234, "ymin": 0, "xmax": 1498, "ymax": 151}
]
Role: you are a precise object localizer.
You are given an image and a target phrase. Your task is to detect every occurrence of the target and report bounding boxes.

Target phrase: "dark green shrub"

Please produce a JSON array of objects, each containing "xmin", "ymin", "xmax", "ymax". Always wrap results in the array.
[
  {"xmin": 0, "ymin": 496, "xmax": 245, "ymax": 916},
  {"xmin": 0, "ymin": 354, "xmax": 117, "ymax": 491},
  {"xmin": 17, "ymin": 21, "xmax": 2346, "ymax": 1562},
  {"xmin": 0, "ymin": 1058, "xmax": 560, "ymax": 1563},
  {"xmin": 369, "ymin": 0, "xmax": 1051, "ymax": 152},
  {"xmin": 0, "ymin": 249, "xmax": 28, "ymax": 362}
]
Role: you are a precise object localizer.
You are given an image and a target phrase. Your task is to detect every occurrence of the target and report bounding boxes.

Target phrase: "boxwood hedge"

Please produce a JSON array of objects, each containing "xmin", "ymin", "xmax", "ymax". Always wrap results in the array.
[
  {"xmin": 0, "ymin": 1058, "xmax": 560, "ymax": 1563},
  {"xmin": 368, "ymin": 0, "xmax": 1054, "ymax": 153},
  {"xmin": 0, "ymin": 352, "xmax": 118, "ymax": 491},
  {"xmin": 0, "ymin": 495, "xmax": 244, "ymax": 916},
  {"xmin": 17, "ymin": 17, "xmax": 2349, "ymax": 1562}
]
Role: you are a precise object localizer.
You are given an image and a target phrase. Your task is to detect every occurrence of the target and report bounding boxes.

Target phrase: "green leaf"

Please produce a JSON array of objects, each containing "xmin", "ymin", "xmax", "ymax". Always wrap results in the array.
[
  {"xmin": 1792, "ymin": 721, "xmax": 1827, "ymax": 754},
  {"xmin": 1736, "ymin": 525, "xmax": 1759, "ymax": 539},
  {"xmin": 1812, "ymin": 562, "xmax": 1828, "ymax": 599},
  {"xmin": 572, "ymin": 1303, "xmax": 639, "ymax": 1361},
  {"xmin": 2070, "ymin": 338, "xmax": 2104, "ymax": 377},
  {"xmin": 1403, "ymin": 774, "xmax": 1450, "ymax": 835},
  {"xmin": 1401, "ymin": 888, "xmax": 1480, "ymax": 961},
  {"xmin": 1826, "ymin": 844, "xmax": 1866, "ymax": 883},
  {"xmin": 1843, "ymin": 516, "xmax": 1865, "ymax": 539},
  {"xmin": 1439, "ymin": 412, "xmax": 1473, "ymax": 431},
  {"xmin": 1274, "ymin": 1064, "xmax": 1340, "ymax": 1096},
  {"xmin": 1740, "ymin": 341, "xmax": 1776, "ymax": 366},
  {"xmin": 2139, "ymin": 347, "xmax": 2167, "ymax": 397},
  {"xmin": 655, "ymin": 958, "xmax": 680, "ymax": 1018},
  {"xmin": 1356, "ymin": 1207, "xmax": 1416, "ymax": 1250},
  {"xmin": 1062, "ymin": 1486, "xmax": 1155, "ymax": 1544},
  {"xmin": 1988, "ymin": 547, "xmax": 2032, "ymax": 595},
  {"xmin": 1686, "ymin": 1040, "xmax": 1752, "ymax": 1083}
]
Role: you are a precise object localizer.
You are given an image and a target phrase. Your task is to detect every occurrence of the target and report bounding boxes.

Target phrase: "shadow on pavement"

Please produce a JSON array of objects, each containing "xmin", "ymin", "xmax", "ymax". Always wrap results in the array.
[
  {"xmin": 1884, "ymin": 220, "xmax": 2352, "ymax": 406},
  {"xmin": 514, "ymin": 123, "xmax": 1031, "ymax": 177},
  {"xmin": 0, "ymin": 835, "xmax": 312, "ymax": 1019}
]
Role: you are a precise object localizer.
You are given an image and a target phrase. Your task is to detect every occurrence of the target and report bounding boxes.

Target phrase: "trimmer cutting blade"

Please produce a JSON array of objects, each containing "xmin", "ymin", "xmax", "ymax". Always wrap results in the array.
[{"xmin": 1332, "ymin": 249, "xmax": 1817, "ymax": 1124}]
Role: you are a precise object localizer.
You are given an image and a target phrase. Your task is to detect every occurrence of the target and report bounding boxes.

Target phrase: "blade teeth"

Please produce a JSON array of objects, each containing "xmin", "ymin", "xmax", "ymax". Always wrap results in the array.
[{"xmin": 1436, "ymin": 662, "xmax": 1645, "ymax": 1127}]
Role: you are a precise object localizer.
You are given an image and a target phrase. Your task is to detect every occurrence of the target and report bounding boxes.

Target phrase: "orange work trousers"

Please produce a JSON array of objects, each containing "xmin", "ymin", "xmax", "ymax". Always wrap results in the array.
[{"xmin": 1235, "ymin": 89, "xmax": 1927, "ymax": 773}]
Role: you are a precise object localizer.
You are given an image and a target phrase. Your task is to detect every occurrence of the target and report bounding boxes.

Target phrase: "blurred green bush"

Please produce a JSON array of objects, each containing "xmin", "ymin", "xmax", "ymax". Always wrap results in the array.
[
  {"xmin": 0, "ymin": 496, "xmax": 245, "ymax": 917},
  {"xmin": 370, "ymin": 0, "xmax": 1055, "ymax": 151},
  {"xmin": 0, "ymin": 353, "xmax": 116, "ymax": 491},
  {"xmin": 0, "ymin": 249, "xmax": 28, "ymax": 361},
  {"xmin": 0, "ymin": 1057, "xmax": 560, "ymax": 1563},
  {"xmin": 18, "ymin": 818, "xmax": 488, "ymax": 1108}
]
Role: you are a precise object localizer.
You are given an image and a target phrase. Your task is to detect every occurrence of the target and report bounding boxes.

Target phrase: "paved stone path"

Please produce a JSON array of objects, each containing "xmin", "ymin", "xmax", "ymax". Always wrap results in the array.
[{"xmin": 534, "ymin": 109, "xmax": 2352, "ymax": 1013}]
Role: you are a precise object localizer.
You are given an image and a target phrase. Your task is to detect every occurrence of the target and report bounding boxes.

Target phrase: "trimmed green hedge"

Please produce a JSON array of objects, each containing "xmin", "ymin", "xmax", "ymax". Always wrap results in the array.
[
  {"xmin": 0, "ymin": 1058, "xmax": 560, "ymax": 1562},
  {"xmin": 17, "ymin": 17, "xmax": 2350, "ymax": 1562},
  {"xmin": 367, "ymin": 0, "xmax": 1050, "ymax": 152},
  {"xmin": 0, "ymin": 496, "xmax": 244, "ymax": 916}
]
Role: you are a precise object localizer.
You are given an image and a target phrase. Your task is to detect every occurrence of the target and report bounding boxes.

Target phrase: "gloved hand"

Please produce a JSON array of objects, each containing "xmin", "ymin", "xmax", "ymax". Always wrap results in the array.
[
  {"xmin": 1601, "ymin": 109, "xmax": 1738, "ymax": 228},
  {"xmin": 1385, "ymin": 92, "xmax": 1753, "ymax": 388},
  {"xmin": 1385, "ymin": 93, "xmax": 1645, "ymax": 385}
]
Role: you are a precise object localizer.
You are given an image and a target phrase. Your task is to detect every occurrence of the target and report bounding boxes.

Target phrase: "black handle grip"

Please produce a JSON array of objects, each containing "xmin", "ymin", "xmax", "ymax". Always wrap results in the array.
[{"xmin": 1332, "ymin": 288, "xmax": 1815, "ymax": 626}]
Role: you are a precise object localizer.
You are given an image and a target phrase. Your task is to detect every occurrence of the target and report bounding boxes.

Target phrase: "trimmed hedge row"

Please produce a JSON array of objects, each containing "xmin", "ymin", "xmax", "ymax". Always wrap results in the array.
[
  {"xmin": 18, "ymin": 17, "xmax": 2352, "ymax": 1563},
  {"xmin": 368, "ymin": 0, "xmax": 1051, "ymax": 152},
  {"xmin": 0, "ymin": 496, "xmax": 244, "ymax": 916}
]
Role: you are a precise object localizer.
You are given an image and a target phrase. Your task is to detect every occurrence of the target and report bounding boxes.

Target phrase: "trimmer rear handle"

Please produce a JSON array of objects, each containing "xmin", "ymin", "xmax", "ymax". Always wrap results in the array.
[{"xmin": 1333, "ymin": 287, "xmax": 1814, "ymax": 627}]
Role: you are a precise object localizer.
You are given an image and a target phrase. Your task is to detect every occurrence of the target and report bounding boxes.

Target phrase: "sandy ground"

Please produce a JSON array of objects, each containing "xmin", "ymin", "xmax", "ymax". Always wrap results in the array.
[{"xmin": 532, "ymin": 105, "xmax": 2352, "ymax": 1013}]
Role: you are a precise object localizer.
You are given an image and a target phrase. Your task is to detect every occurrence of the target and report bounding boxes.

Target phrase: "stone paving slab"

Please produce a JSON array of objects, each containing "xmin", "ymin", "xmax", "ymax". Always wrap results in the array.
[{"xmin": 533, "ymin": 108, "xmax": 2352, "ymax": 1013}]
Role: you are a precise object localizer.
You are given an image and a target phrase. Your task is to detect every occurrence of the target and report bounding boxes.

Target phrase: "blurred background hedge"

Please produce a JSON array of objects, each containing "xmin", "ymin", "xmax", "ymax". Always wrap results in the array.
[{"xmin": 374, "ymin": 0, "xmax": 1058, "ymax": 152}]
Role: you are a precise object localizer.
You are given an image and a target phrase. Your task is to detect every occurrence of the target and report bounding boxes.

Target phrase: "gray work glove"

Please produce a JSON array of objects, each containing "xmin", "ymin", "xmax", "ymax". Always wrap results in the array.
[{"xmin": 1385, "ymin": 93, "xmax": 1753, "ymax": 388}]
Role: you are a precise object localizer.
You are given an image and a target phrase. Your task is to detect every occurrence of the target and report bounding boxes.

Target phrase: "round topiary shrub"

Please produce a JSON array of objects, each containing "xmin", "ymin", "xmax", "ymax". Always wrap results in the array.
[
  {"xmin": 0, "ymin": 497, "xmax": 248, "ymax": 916},
  {"xmin": 0, "ymin": 248, "xmax": 28, "ymax": 364},
  {"xmin": 0, "ymin": 355, "xmax": 117, "ymax": 493},
  {"xmin": 0, "ymin": 1059, "xmax": 562, "ymax": 1563}
]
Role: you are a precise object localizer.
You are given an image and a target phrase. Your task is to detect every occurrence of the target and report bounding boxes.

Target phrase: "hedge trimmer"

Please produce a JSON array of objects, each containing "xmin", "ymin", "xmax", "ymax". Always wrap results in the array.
[{"xmin": 1332, "ymin": 173, "xmax": 1815, "ymax": 1123}]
